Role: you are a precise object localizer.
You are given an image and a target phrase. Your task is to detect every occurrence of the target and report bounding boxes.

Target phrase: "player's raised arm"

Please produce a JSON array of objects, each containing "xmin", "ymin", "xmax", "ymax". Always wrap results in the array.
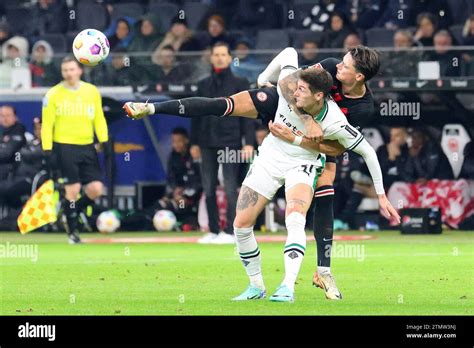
[
  {"xmin": 257, "ymin": 47, "xmax": 299, "ymax": 87},
  {"xmin": 263, "ymin": 48, "xmax": 324, "ymax": 142}
]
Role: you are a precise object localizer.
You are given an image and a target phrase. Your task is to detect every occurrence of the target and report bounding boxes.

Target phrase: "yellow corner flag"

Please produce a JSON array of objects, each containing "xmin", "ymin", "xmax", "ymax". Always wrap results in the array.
[{"xmin": 18, "ymin": 179, "xmax": 58, "ymax": 234}]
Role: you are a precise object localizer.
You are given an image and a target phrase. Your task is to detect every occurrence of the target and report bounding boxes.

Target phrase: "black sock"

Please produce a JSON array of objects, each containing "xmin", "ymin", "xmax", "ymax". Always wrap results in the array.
[
  {"xmin": 153, "ymin": 97, "xmax": 233, "ymax": 118},
  {"xmin": 76, "ymin": 194, "xmax": 94, "ymax": 212},
  {"xmin": 313, "ymin": 185, "xmax": 335, "ymax": 268},
  {"xmin": 63, "ymin": 199, "xmax": 78, "ymax": 233}
]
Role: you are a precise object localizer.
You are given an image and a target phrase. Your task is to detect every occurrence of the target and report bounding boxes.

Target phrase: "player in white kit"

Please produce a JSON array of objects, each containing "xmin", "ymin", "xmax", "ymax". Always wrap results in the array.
[{"xmin": 123, "ymin": 47, "xmax": 400, "ymax": 303}]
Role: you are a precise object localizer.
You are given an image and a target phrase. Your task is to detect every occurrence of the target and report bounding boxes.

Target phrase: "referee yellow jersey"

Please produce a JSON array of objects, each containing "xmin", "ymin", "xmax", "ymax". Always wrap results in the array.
[{"xmin": 41, "ymin": 81, "xmax": 109, "ymax": 151}]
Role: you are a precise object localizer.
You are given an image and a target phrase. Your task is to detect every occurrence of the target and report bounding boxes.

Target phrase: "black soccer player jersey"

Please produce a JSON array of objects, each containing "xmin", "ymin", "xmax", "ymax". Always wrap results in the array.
[{"xmin": 311, "ymin": 58, "xmax": 376, "ymax": 129}]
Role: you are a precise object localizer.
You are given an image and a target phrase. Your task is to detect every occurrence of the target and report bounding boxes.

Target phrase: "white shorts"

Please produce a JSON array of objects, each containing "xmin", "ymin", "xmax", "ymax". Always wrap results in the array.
[{"xmin": 242, "ymin": 147, "xmax": 325, "ymax": 201}]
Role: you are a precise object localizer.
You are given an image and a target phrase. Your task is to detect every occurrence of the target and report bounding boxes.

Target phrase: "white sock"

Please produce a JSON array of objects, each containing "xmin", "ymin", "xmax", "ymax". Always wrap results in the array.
[
  {"xmin": 234, "ymin": 225, "xmax": 265, "ymax": 291},
  {"xmin": 317, "ymin": 266, "xmax": 331, "ymax": 275},
  {"xmin": 282, "ymin": 212, "xmax": 307, "ymax": 292}
]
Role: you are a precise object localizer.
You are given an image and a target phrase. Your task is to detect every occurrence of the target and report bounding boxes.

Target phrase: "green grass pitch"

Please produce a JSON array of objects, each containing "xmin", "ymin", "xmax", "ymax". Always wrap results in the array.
[{"xmin": 0, "ymin": 230, "xmax": 472, "ymax": 315}]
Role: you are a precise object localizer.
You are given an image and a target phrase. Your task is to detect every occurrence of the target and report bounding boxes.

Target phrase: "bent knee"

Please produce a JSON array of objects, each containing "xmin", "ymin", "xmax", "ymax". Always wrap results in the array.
[{"xmin": 233, "ymin": 214, "xmax": 255, "ymax": 229}]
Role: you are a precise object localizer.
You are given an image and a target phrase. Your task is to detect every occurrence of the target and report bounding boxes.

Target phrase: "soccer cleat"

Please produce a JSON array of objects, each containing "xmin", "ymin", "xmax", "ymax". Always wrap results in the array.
[
  {"xmin": 68, "ymin": 230, "xmax": 82, "ymax": 245},
  {"xmin": 197, "ymin": 232, "xmax": 218, "ymax": 244},
  {"xmin": 123, "ymin": 101, "xmax": 153, "ymax": 119},
  {"xmin": 232, "ymin": 285, "xmax": 266, "ymax": 301},
  {"xmin": 312, "ymin": 272, "xmax": 342, "ymax": 300},
  {"xmin": 210, "ymin": 231, "xmax": 235, "ymax": 244},
  {"xmin": 269, "ymin": 285, "xmax": 294, "ymax": 303}
]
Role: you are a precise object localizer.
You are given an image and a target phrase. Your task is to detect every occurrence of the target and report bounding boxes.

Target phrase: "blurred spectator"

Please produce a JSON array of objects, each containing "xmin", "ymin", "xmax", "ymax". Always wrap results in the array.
[
  {"xmin": 414, "ymin": 12, "xmax": 437, "ymax": 47},
  {"xmin": 29, "ymin": 0, "xmax": 68, "ymax": 37},
  {"xmin": 299, "ymin": 40, "xmax": 321, "ymax": 66},
  {"xmin": 128, "ymin": 13, "xmax": 164, "ymax": 84},
  {"xmin": 0, "ymin": 105, "xmax": 27, "ymax": 181},
  {"xmin": 202, "ymin": 14, "xmax": 235, "ymax": 49},
  {"xmin": 233, "ymin": 0, "xmax": 280, "ymax": 31},
  {"xmin": 461, "ymin": 15, "xmax": 474, "ymax": 73},
  {"xmin": 425, "ymin": 30, "xmax": 460, "ymax": 77},
  {"xmin": 104, "ymin": 17, "xmax": 136, "ymax": 52},
  {"xmin": 383, "ymin": 30, "xmax": 420, "ymax": 77},
  {"xmin": 0, "ymin": 117, "xmax": 45, "ymax": 208},
  {"xmin": 0, "ymin": 36, "xmax": 31, "ymax": 88},
  {"xmin": 156, "ymin": 127, "xmax": 202, "ymax": 230},
  {"xmin": 152, "ymin": 15, "xmax": 201, "ymax": 66},
  {"xmin": 401, "ymin": 129, "xmax": 453, "ymax": 183},
  {"xmin": 102, "ymin": 49, "xmax": 133, "ymax": 86},
  {"xmin": 462, "ymin": 14, "xmax": 474, "ymax": 45},
  {"xmin": 191, "ymin": 42, "xmax": 253, "ymax": 244},
  {"xmin": 128, "ymin": 13, "xmax": 163, "ymax": 52},
  {"xmin": 29, "ymin": 40, "xmax": 60, "ymax": 87},
  {"xmin": 230, "ymin": 37, "xmax": 265, "ymax": 83},
  {"xmin": 320, "ymin": 12, "xmax": 354, "ymax": 49},
  {"xmin": 0, "ymin": 23, "xmax": 11, "ymax": 53},
  {"xmin": 343, "ymin": 33, "xmax": 362, "ymax": 50},
  {"xmin": 459, "ymin": 141, "xmax": 474, "ymax": 179},
  {"xmin": 377, "ymin": 127, "xmax": 409, "ymax": 188},
  {"xmin": 153, "ymin": 45, "xmax": 190, "ymax": 84}
]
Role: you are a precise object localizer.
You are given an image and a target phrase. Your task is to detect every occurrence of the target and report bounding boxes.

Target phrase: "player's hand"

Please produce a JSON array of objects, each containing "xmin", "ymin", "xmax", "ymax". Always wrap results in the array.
[
  {"xmin": 257, "ymin": 81, "xmax": 275, "ymax": 89},
  {"xmin": 190, "ymin": 145, "xmax": 201, "ymax": 160},
  {"xmin": 268, "ymin": 120, "xmax": 295, "ymax": 143},
  {"xmin": 123, "ymin": 102, "xmax": 154, "ymax": 119},
  {"xmin": 304, "ymin": 119, "xmax": 324, "ymax": 143},
  {"xmin": 378, "ymin": 194, "xmax": 401, "ymax": 224}
]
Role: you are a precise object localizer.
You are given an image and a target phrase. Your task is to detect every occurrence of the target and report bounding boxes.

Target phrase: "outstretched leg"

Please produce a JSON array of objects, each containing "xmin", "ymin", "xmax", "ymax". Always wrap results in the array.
[{"xmin": 123, "ymin": 90, "xmax": 258, "ymax": 119}]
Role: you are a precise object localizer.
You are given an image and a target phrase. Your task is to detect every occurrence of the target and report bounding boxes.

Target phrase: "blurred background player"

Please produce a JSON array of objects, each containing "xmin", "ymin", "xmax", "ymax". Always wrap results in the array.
[{"xmin": 41, "ymin": 56, "xmax": 108, "ymax": 244}]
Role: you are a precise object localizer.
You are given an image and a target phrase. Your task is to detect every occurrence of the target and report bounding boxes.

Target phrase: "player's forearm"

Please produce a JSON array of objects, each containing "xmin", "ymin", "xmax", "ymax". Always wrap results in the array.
[
  {"xmin": 300, "ymin": 138, "xmax": 344, "ymax": 156},
  {"xmin": 151, "ymin": 97, "xmax": 234, "ymax": 118},
  {"xmin": 351, "ymin": 139, "xmax": 385, "ymax": 195},
  {"xmin": 257, "ymin": 47, "xmax": 298, "ymax": 86}
]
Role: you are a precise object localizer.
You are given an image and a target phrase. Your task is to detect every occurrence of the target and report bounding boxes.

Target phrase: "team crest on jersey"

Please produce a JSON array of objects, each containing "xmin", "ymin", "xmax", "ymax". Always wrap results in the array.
[{"xmin": 256, "ymin": 91, "xmax": 267, "ymax": 102}]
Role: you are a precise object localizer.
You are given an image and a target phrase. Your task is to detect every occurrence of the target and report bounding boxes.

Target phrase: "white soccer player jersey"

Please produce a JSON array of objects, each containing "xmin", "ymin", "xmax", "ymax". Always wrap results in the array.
[{"xmin": 260, "ymin": 91, "xmax": 364, "ymax": 162}]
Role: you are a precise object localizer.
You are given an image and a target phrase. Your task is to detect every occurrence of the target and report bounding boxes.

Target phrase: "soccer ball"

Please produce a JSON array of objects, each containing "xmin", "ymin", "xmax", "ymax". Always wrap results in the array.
[
  {"xmin": 72, "ymin": 29, "xmax": 110, "ymax": 66},
  {"xmin": 96, "ymin": 210, "xmax": 120, "ymax": 234},
  {"xmin": 153, "ymin": 210, "xmax": 177, "ymax": 231}
]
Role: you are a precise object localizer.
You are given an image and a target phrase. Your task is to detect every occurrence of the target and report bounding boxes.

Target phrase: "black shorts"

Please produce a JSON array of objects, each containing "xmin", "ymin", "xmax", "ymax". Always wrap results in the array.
[
  {"xmin": 53, "ymin": 143, "xmax": 103, "ymax": 185},
  {"xmin": 248, "ymin": 86, "xmax": 279, "ymax": 124}
]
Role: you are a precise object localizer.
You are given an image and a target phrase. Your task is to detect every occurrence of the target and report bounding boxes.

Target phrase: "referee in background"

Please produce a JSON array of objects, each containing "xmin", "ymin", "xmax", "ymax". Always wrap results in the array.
[{"xmin": 42, "ymin": 56, "xmax": 108, "ymax": 244}]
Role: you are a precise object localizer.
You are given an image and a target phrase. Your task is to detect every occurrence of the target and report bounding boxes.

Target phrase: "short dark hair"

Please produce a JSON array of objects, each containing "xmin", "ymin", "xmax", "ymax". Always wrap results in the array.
[
  {"xmin": 0, "ymin": 104, "xmax": 17, "ymax": 115},
  {"xmin": 347, "ymin": 45, "xmax": 380, "ymax": 81},
  {"xmin": 298, "ymin": 68, "xmax": 333, "ymax": 96},
  {"xmin": 61, "ymin": 55, "xmax": 82, "ymax": 68},
  {"xmin": 417, "ymin": 12, "xmax": 438, "ymax": 29},
  {"xmin": 211, "ymin": 41, "xmax": 231, "ymax": 55},
  {"xmin": 172, "ymin": 127, "xmax": 188, "ymax": 137}
]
